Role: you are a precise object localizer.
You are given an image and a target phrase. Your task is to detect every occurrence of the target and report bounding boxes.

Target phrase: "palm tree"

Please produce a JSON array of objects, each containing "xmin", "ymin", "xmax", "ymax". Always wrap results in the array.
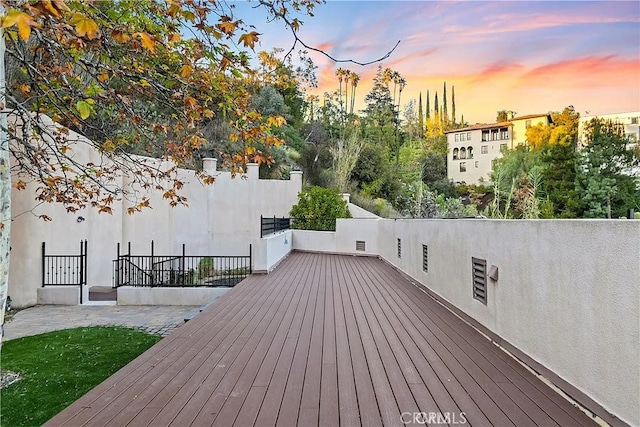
[
  {"xmin": 335, "ymin": 68, "xmax": 348, "ymax": 114},
  {"xmin": 349, "ymin": 71, "xmax": 360, "ymax": 114}
]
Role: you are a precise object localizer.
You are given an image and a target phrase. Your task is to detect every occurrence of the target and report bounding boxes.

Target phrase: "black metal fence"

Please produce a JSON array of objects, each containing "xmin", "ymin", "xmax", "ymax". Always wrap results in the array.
[
  {"xmin": 42, "ymin": 240, "xmax": 87, "ymax": 304},
  {"xmin": 261, "ymin": 215, "xmax": 345, "ymax": 235},
  {"xmin": 113, "ymin": 242, "xmax": 252, "ymax": 287},
  {"xmin": 260, "ymin": 215, "xmax": 291, "ymax": 237}
]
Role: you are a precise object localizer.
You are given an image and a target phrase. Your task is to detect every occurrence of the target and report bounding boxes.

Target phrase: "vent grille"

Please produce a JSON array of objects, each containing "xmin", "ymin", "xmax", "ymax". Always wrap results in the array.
[
  {"xmin": 397, "ymin": 238, "xmax": 401, "ymax": 259},
  {"xmin": 472, "ymin": 257, "xmax": 487, "ymax": 305},
  {"xmin": 356, "ymin": 241, "xmax": 366, "ymax": 251},
  {"xmin": 422, "ymin": 245, "xmax": 428, "ymax": 272}
]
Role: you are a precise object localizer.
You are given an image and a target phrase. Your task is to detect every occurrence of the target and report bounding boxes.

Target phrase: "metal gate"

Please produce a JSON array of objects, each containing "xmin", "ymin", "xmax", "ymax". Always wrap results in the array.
[{"xmin": 42, "ymin": 240, "xmax": 87, "ymax": 304}]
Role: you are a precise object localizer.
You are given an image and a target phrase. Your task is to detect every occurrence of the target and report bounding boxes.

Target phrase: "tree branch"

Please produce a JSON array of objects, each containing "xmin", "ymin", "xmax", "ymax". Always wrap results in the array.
[{"xmin": 257, "ymin": 0, "xmax": 400, "ymax": 66}]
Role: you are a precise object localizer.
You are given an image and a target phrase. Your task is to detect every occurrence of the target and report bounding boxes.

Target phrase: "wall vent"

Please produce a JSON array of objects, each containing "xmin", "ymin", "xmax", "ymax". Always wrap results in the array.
[
  {"xmin": 422, "ymin": 244, "xmax": 428, "ymax": 272},
  {"xmin": 397, "ymin": 238, "xmax": 401, "ymax": 259},
  {"xmin": 472, "ymin": 257, "xmax": 487, "ymax": 305},
  {"xmin": 355, "ymin": 241, "xmax": 366, "ymax": 251}
]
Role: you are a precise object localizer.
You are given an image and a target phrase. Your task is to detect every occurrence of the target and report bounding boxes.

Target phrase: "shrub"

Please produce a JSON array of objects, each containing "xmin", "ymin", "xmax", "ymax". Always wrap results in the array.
[{"xmin": 290, "ymin": 186, "xmax": 351, "ymax": 231}]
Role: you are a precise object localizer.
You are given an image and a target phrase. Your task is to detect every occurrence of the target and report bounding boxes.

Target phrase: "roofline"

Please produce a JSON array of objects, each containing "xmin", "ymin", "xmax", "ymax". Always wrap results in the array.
[
  {"xmin": 444, "ymin": 122, "xmax": 511, "ymax": 134},
  {"xmin": 511, "ymin": 113, "xmax": 552, "ymax": 121}
]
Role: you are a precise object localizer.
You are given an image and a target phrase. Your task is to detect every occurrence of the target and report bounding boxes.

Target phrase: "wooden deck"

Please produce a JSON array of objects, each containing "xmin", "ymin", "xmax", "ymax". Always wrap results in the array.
[{"xmin": 46, "ymin": 252, "xmax": 596, "ymax": 427}]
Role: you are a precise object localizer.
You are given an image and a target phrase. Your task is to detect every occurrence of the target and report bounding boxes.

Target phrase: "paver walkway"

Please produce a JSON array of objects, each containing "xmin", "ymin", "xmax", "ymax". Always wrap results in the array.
[{"xmin": 3, "ymin": 305, "xmax": 200, "ymax": 340}]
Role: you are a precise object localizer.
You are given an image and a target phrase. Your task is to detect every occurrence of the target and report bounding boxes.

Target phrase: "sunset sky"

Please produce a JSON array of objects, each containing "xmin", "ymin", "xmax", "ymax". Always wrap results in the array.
[{"xmin": 236, "ymin": 0, "xmax": 640, "ymax": 124}]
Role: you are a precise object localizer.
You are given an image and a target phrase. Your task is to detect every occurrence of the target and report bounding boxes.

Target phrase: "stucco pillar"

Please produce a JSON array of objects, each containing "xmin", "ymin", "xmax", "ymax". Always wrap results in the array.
[
  {"xmin": 341, "ymin": 193, "xmax": 350, "ymax": 204},
  {"xmin": 246, "ymin": 163, "xmax": 259, "ymax": 180},
  {"xmin": 290, "ymin": 170, "xmax": 303, "ymax": 191},
  {"xmin": 202, "ymin": 157, "xmax": 217, "ymax": 173}
]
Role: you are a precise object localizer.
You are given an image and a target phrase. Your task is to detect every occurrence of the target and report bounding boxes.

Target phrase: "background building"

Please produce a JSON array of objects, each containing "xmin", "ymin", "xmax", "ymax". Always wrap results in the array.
[{"xmin": 446, "ymin": 114, "xmax": 552, "ymax": 184}]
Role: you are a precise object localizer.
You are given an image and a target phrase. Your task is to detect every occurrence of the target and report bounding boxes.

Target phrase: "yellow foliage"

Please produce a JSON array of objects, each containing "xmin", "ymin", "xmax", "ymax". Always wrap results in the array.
[
  {"xmin": 71, "ymin": 13, "xmax": 99, "ymax": 39},
  {"xmin": 2, "ymin": 9, "xmax": 38, "ymax": 40},
  {"xmin": 179, "ymin": 64, "xmax": 193, "ymax": 78},
  {"xmin": 133, "ymin": 32, "xmax": 155, "ymax": 52},
  {"xmin": 239, "ymin": 31, "xmax": 260, "ymax": 49}
]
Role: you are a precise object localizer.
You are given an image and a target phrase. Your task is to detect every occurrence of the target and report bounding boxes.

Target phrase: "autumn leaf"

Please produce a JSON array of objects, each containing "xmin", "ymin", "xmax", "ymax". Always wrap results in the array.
[
  {"xmin": 267, "ymin": 115, "xmax": 287, "ymax": 127},
  {"xmin": 238, "ymin": 31, "xmax": 260, "ymax": 49},
  {"xmin": 2, "ymin": 9, "xmax": 37, "ymax": 41},
  {"xmin": 70, "ymin": 13, "xmax": 99, "ymax": 40},
  {"xmin": 39, "ymin": 215, "xmax": 53, "ymax": 222},
  {"xmin": 179, "ymin": 64, "xmax": 193, "ymax": 78},
  {"xmin": 12, "ymin": 180, "xmax": 27, "ymax": 190},
  {"xmin": 17, "ymin": 84, "xmax": 31, "ymax": 96},
  {"xmin": 111, "ymin": 29, "xmax": 130, "ymax": 43},
  {"xmin": 98, "ymin": 206, "xmax": 113, "ymax": 214},
  {"xmin": 133, "ymin": 32, "xmax": 155, "ymax": 52},
  {"xmin": 220, "ymin": 56, "xmax": 230, "ymax": 71},
  {"xmin": 97, "ymin": 73, "xmax": 110, "ymax": 82},
  {"xmin": 76, "ymin": 100, "xmax": 92, "ymax": 119}
]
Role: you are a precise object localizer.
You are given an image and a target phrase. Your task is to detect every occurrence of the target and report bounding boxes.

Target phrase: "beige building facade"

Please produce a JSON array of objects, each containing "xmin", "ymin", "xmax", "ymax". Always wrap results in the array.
[
  {"xmin": 578, "ymin": 111, "xmax": 640, "ymax": 149},
  {"xmin": 447, "ymin": 114, "xmax": 552, "ymax": 184}
]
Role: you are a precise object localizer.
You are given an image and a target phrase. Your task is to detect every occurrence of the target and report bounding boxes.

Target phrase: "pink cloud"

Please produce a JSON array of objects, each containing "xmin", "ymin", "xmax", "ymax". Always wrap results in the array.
[{"xmin": 524, "ymin": 55, "xmax": 640, "ymax": 87}]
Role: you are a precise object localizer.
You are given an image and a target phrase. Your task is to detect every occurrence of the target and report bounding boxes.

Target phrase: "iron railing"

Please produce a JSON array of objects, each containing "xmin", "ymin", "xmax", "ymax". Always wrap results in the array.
[
  {"xmin": 260, "ymin": 215, "xmax": 291, "ymax": 237},
  {"xmin": 260, "ymin": 216, "xmax": 341, "ymax": 235},
  {"xmin": 113, "ymin": 242, "xmax": 252, "ymax": 287},
  {"xmin": 42, "ymin": 240, "xmax": 87, "ymax": 304}
]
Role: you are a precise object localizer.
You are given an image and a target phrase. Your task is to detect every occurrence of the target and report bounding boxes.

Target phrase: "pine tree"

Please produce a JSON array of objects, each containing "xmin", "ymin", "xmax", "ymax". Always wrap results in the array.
[
  {"xmin": 452, "ymin": 85, "xmax": 456, "ymax": 127},
  {"xmin": 442, "ymin": 82, "xmax": 448, "ymax": 124},
  {"xmin": 418, "ymin": 92, "xmax": 424, "ymax": 138}
]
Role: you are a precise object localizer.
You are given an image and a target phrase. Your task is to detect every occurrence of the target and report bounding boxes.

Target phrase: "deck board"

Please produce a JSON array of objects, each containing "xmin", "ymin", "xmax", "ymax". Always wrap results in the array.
[{"xmin": 45, "ymin": 252, "xmax": 598, "ymax": 427}]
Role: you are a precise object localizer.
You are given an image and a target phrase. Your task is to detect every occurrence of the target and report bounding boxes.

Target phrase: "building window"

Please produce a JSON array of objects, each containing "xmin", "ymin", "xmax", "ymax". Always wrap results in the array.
[
  {"xmin": 481, "ymin": 145, "xmax": 488, "ymax": 154},
  {"xmin": 525, "ymin": 120, "xmax": 532, "ymax": 128},
  {"xmin": 501, "ymin": 129, "xmax": 509, "ymax": 140},
  {"xmin": 460, "ymin": 133, "xmax": 466, "ymax": 142},
  {"xmin": 500, "ymin": 143, "xmax": 507, "ymax": 151},
  {"xmin": 455, "ymin": 133, "xmax": 460, "ymax": 142},
  {"xmin": 467, "ymin": 146, "xmax": 473, "ymax": 158},
  {"xmin": 460, "ymin": 147, "xmax": 467, "ymax": 159},
  {"xmin": 453, "ymin": 148, "xmax": 459, "ymax": 160},
  {"xmin": 467, "ymin": 132, "xmax": 471, "ymax": 140},
  {"xmin": 460, "ymin": 162, "xmax": 466, "ymax": 172},
  {"xmin": 482, "ymin": 131, "xmax": 489, "ymax": 141},
  {"xmin": 632, "ymin": 117, "xmax": 638, "ymax": 125}
]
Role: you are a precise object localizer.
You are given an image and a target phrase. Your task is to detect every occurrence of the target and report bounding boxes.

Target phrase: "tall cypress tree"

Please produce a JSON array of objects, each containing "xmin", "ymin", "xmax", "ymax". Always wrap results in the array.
[
  {"xmin": 461, "ymin": 114, "xmax": 465, "ymax": 128},
  {"xmin": 418, "ymin": 92, "xmax": 424, "ymax": 138},
  {"xmin": 452, "ymin": 85, "xmax": 456, "ymax": 127},
  {"xmin": 426, "ymin": 90, "xmax": 431, "ymax": 119},
  {"xmin": 442, "ymin": 82, "xmax": 448, "ymax": 124},
  {"xmin": 434, "ymin": 91, "xmax": 439, "ymax": 116}
]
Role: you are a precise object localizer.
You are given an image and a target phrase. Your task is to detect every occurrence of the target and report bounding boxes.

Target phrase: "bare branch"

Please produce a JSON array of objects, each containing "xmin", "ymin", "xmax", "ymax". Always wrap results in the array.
[{"xmin": 257, "ymin": 0, "xmax": 400, "ymax": 66}]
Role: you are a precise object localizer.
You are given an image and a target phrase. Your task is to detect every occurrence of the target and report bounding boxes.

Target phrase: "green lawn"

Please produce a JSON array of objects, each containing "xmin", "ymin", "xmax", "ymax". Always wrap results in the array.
[{"xmin": 0, "ymin": 326, "xmax": 162, "ymax": 427}]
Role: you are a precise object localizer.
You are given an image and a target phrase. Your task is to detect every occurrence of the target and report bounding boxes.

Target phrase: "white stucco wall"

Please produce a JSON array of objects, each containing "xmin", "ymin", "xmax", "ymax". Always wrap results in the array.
[
  {"xmin": 253, "ymin": 230, "xmax": 292, "ymax": 273},
  {"xmin": 347, "ymin": 202, "xmax": 380, "ymax": 219},
  {"xmin": 291, "ymin": 230, "xmax": 336, "ymax": 253},
  {"xmin": 117, "ymin": 286, "xmax": 230, "ymax": 306},
  {"xmin": 297, "ymin": 218, "xmax": 640, "ymax": 426},
  {"xmin": 9, "ymin": 125, "xmax": 302, "ymax": 307}
]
